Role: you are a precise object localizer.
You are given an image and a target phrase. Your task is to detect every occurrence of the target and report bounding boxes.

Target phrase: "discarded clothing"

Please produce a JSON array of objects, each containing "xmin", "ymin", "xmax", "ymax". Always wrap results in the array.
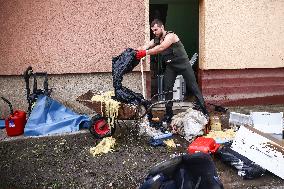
[
  {"xmin": 112, "ymin": 48, "xmax": 152, "ymax": 119},
  {"xmin": 217, "ymin": 142, "xmax": 266, "ymax": 179},
  {"xmin": 112, "ymin": 48, "xmax": 146, "ymax": 104},
  {"xmin": 149, "ymin": 133, "xmax": 173, "ymax": 147},
  {"xmin": 139, "ymin": 153, "xmax": 223, "ymax": 189},
  {"xmin": 24, "ymin": 95, "xmax": 90, "ymax": 136}
]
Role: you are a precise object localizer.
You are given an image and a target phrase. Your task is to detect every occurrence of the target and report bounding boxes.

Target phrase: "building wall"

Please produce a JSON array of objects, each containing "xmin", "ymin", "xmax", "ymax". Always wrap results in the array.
[
  {"xmin": 198, "ymin": 68, "xmax": 284, "ymax": 106},
  {"xmin": 199, "ymin": 0, "xmax": 284, "ymax": 106},
  {"xmin": 0, "ymin": 0, "xmax": 150, "ymax": 115},
  {"xmin": 0, "ymin": 0, "xmax": 150, "ymax": 75},
  {"xmin": 0, "ymin": 72, "xmax": 146, "ymax": 117},
  {"xmin": 199, "ymin": 0, "xmax": 284, "ymax": 70}
]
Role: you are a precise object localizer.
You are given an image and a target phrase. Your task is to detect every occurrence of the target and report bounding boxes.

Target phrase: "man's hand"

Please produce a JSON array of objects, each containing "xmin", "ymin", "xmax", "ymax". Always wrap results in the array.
[{"xmin": 136, "ymin": 50, "xmax": 147, "ymax": 60}]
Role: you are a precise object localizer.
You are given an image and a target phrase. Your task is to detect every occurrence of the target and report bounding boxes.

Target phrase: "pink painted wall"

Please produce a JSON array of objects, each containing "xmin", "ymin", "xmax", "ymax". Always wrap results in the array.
[{"xmin": 0, "ymin": 0, "xmax": 146, "ymax": 75}]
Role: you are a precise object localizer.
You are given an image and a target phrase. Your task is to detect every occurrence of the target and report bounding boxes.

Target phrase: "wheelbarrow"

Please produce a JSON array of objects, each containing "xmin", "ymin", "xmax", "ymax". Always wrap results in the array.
[{"xmin": 76, "ymin": 90, "xmax": 182, "ymax": 139}]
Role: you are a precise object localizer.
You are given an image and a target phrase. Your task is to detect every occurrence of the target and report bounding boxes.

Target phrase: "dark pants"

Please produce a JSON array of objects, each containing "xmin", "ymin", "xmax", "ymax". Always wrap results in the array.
[{"xmin": 163, "ymin": 62, "xmax": 208, "ymax": 116}]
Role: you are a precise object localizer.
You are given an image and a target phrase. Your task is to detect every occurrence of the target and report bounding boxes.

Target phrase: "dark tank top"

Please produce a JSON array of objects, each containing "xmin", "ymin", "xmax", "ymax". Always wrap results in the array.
[{"xmin": 154, "ymin": 31, "xmax": 189, "ymax": 65}]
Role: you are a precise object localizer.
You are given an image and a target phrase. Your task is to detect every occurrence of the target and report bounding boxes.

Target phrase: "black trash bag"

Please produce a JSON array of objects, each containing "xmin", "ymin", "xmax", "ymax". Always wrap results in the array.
[
  {"xmin": 112, "ymin": 48, "xmax": 142, "ymax": 104},
  {"xmin": 112, "ymin": 48, "xmax": 153, "ymax": 119},
  {"xmin": 139, "ymin": 153, "xmax": 224, "ymax": 189},
  {"xmin": 113, "ymin": 86, "xmax": 144, "ymax": 105},
  {"xmin": 217, "ymin": 142, "xmax": 266, "ymax": 180}
]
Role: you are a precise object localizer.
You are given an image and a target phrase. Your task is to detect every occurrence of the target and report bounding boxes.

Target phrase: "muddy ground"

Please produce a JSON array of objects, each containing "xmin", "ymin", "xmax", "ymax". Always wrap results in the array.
[{"xmin": 0, "ymin": 105, "xmax": 284, "ymax": 189}]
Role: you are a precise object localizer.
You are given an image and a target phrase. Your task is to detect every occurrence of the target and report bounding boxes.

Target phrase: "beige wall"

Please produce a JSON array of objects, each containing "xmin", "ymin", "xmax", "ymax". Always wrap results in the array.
[
  {"xmin": 199, "ymin": 0, "xmax": 284, "ymax": 70},
  {"xmin": 0, "ymin": 0, "xmax": 149, "ymax": 75}
]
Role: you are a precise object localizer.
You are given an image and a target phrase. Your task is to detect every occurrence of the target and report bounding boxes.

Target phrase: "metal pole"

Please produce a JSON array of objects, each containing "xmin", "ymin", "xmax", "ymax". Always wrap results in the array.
[{"xmin": 140, "ymin": 58, "xmax": 146, "ymax": 98}]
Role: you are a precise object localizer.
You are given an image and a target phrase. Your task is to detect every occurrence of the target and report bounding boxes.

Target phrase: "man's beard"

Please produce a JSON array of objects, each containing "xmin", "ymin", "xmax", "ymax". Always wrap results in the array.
[{"xmin": 156, "ymin": 33, "xmax": 162, "ymax": 38}]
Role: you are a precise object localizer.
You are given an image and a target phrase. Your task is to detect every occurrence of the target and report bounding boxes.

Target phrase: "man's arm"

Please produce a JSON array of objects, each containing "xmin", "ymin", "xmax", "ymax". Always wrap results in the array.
[
  {"xmin": 146, "ymin": 34, "xmax": 175, "ymax": 55},
  {"xmin": 135, "ymin": 34, "xmax": 176, "ymax": 60},
  {"xmin": 137, "ymin": 39, "xmax": 155, "ymax": 50}
]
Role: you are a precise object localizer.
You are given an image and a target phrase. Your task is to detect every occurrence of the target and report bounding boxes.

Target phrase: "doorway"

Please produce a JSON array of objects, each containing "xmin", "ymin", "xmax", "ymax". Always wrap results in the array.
[{"xmin": 149, "ymin": 0, "xmax": 199, "ymax": 98}]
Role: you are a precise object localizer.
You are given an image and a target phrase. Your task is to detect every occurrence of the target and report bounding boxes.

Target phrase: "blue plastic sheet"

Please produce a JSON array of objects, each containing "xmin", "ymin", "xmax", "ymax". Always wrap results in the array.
[
  {"xmin": 24, "ymin": 95, "xmax": 90, "ymax": 136},
  {"xmin": 0, "ymin": 119, "xmax": 5, "ymax": 129}
]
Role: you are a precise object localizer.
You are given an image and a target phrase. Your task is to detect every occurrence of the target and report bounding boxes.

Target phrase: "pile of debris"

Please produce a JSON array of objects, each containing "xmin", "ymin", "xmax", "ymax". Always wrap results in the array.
[{"xmin": 137, "ymin": 104, "xmax": 284, "ymax": 182}]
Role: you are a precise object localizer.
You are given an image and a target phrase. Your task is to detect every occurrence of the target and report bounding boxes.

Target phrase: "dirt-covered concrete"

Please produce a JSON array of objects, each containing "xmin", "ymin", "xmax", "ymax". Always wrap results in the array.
[{"xmin": 0, "ymin": 105, "xmax": 284, "ymax": 188}]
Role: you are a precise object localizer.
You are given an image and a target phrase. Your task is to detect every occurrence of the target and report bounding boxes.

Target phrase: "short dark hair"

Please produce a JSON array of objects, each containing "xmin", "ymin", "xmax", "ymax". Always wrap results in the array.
[{"xmin": 150, "ymin": 19, "xmax": 164, "ymax": 27}]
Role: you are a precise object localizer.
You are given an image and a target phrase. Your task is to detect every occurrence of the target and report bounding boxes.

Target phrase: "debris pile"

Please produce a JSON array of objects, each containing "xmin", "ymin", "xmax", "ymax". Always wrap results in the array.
[
  {"xmin": 171, "ymin": 108, "xmax": 208, "ymax": 141},
  {"xmin": 138, "ymin": 118, "xmax": 164, "ymax": 138},
  {"xmin": 204, "ymin": 129, "xmax": 236, "ymax": 144}
]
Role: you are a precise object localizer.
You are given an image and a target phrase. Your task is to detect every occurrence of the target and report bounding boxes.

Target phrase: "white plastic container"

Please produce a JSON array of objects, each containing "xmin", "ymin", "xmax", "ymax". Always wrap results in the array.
[
  {"xmin": 229, "ymin": 112, "xmax": 252, "ymax": 126},
  {"xmin": 251, "ymin": 112, "xmax": 283, "ymax": 134},
  {"xmin": 173, "ymin": 75, "xmax": 186, "ymax": 100}
]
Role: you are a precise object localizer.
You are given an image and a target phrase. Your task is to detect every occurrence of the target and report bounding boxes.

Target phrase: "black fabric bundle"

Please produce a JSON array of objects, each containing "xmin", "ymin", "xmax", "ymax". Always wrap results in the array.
[
  {"xmin": 139, "ymin": 153, "xmax": 224, "ymax": 189},
  {"xmin": 112, "ymin": 48, "xmax": 144, "ymax": 105},
  {"xmin": 217, "ymin": 142, "xmax": 266, "ymax": 179},
  {"xmin": 112, "ymin": 48, "xmax": 153, "ymax": 120}
]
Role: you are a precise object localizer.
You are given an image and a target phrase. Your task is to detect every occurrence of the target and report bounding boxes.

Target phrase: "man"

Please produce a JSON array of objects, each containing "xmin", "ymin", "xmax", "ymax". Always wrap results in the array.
[{"xmin": 136, "ymin": 19, "xmax": 209, "ymax": 123}]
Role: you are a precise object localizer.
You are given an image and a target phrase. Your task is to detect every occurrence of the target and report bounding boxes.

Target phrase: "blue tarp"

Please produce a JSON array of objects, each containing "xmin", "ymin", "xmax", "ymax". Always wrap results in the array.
[
  {"xmin": 0, "ymin": 119, "xmax": 5, "ymax": 129},
  {"xmin": 24, "ymin": 95, "xmax": 90, "ymax": 136}
]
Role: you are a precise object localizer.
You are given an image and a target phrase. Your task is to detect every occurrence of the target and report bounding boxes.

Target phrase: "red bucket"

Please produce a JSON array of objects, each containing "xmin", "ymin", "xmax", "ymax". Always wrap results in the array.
[{"xmin": 5, "ymin": 110, "xmax": 27, "ymax": 137}]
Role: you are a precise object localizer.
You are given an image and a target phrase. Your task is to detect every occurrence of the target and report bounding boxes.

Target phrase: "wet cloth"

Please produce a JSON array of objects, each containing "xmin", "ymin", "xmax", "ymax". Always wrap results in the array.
[
  {"xmin": 112, "ymin": 48, "xmax": 152, "ymax": 120},
  {"xmin": 112, "ymin": 48, "xmax": 144, "ymax": 105},
  {"xmin": 24, "ymin": 95, "xmax": 90, "ymax": 136}
]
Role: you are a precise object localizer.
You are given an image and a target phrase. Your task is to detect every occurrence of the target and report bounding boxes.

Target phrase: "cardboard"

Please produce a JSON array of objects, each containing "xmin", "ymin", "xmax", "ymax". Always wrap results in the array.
[{"xmin": 231, "ymin": 125, "xmax": 284, "ymax": 179}]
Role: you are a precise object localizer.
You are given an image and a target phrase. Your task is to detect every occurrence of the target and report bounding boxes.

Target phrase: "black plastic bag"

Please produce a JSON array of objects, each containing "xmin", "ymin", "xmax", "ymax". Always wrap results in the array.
[
  {"xmin": 140, "ymin": 153, "xmax": 224, "ymax": 189},
  {"xmin": 217, "ymin": 142, "xmax": 266, "ymax": 179},
  {"xmin": 112, "ymin": 48, "xmax": 152, "ymax": 119},
  {"xmin": 112, "ymin": 48, "xmax": 143, "ymax": 104}
]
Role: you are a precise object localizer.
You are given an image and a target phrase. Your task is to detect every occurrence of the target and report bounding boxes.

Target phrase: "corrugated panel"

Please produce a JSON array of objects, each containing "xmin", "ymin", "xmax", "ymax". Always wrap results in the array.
[{"xmin": 198, "ymin": 68, "xmax": 284, "ymax": 106}]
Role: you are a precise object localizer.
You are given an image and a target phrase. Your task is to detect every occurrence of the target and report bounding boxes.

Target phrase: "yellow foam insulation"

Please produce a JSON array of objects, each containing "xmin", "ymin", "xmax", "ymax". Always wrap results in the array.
[
  {"xmin": 91, "ymin": 91, "xmax": 120, "ymax": 126},
  {"xmin": 90, "ymin": 137, "xmax": 116, "ymax": 156},
  {"xmin": 205, "ymin": 129, "xmax": 236, "ymax": 141},
  {"xmin": 163, "ymin": 139, "xmax": 176, "ymax": 148}
]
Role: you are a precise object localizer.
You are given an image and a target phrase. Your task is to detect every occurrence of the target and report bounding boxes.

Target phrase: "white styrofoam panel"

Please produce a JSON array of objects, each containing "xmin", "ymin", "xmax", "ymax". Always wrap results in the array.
[
  {"xmin": 229, "ymin": 112, "xmax": 252, "ymax": 126},
  {"xmin": 251, "ymin": 112, "xmax": 283, "ymax": 134},
  {"xmin": 231, "ymin": 126, "xmax": 284, "ymax": 179}
]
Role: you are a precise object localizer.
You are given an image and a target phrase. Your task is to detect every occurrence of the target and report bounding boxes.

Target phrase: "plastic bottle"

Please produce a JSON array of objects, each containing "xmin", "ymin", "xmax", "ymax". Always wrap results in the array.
[
  {"xmin": 153, "ymin": 132, "xmax": 173, "ymax": 140},
  {"xmin": 210, "ymin": 115, "xmax": 222, "ymax": 131}
]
